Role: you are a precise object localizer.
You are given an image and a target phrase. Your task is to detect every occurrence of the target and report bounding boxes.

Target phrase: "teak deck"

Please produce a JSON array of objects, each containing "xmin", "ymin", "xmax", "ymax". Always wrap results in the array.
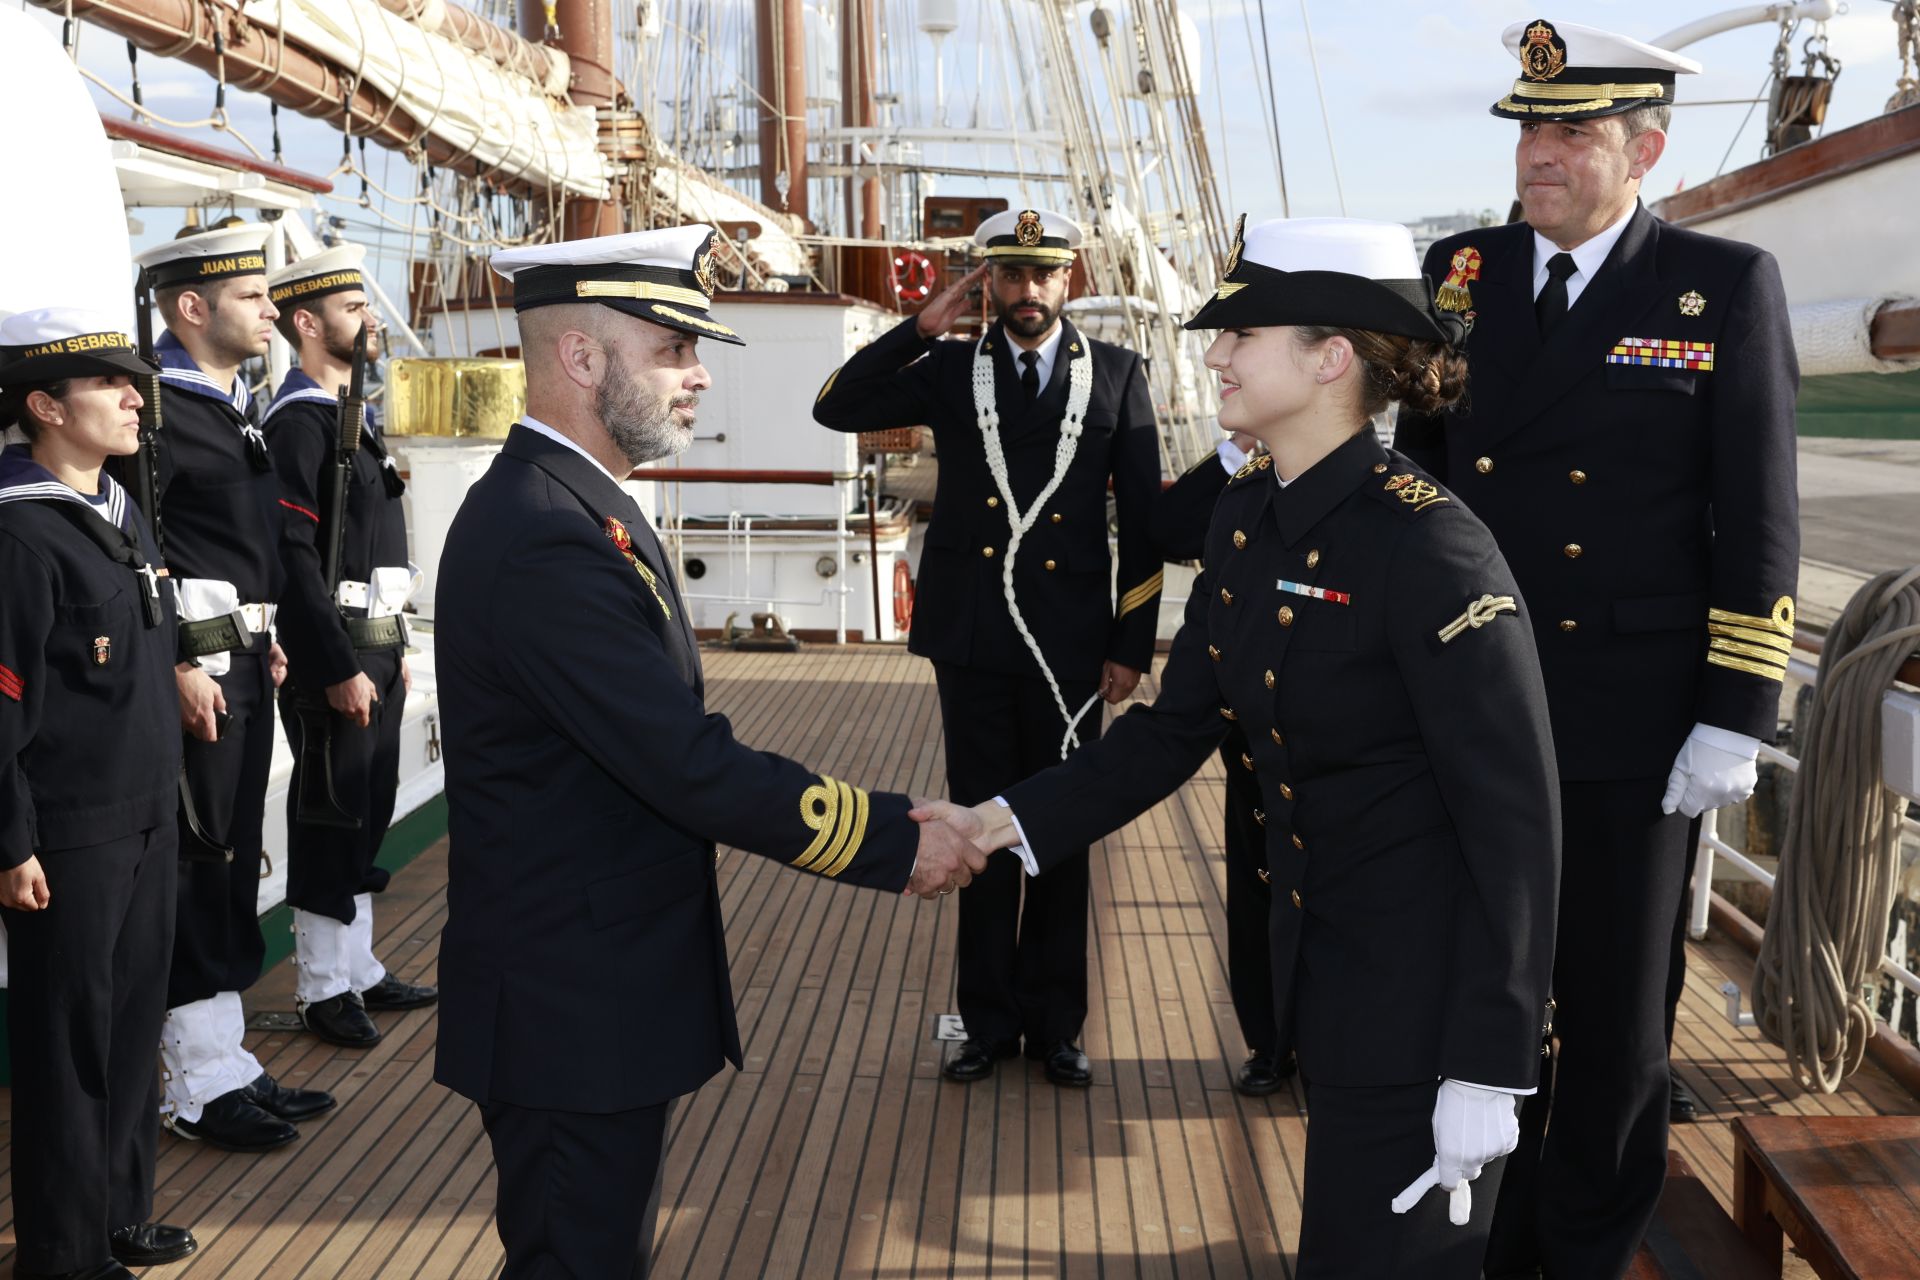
[{"xmin": 2, "ymin": 646, "xmax": 1914, "ymax": 1278}]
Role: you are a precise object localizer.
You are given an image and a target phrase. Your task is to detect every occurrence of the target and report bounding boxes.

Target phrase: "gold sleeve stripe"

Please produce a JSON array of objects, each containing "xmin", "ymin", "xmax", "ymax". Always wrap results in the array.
[
  {"xmin": 1709, "ymin": 637, "xmax": 1791, "ymax": 670},
  {"xmin": 1118, "ymin": 570, "xmax": 1165, "ymax": 618},
  {"xmin": 1708, "ymin": 650, "xmax": 1788, "ymax": 682},
  {"xmin": 794, "ymin": 777, "xmax": 843, "ymax": 870},
  {"xmin": 1707, "ymin": 622, "xmax": 1793, "ymax": 654},
  {"xmin": 1707, "ymin": 596, "xmax": 1795, "ymax": 637},
  {"xmin": 815, "ymin": 366, "xmax": 842, "ymax": 404},
  {"xmin": 819, "ymin": 783, "xmax": 870, "ymax": 878}
]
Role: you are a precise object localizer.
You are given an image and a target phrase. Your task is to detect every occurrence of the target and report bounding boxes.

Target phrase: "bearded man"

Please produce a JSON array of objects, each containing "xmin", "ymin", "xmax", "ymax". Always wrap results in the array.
[
  {"xmin": 433, "ymin": 227, "xmax": 984, "ymax": 1279},
  {"xmin": 813, "ymin": 208, "xmax": 1164, "ymax": 1088}
]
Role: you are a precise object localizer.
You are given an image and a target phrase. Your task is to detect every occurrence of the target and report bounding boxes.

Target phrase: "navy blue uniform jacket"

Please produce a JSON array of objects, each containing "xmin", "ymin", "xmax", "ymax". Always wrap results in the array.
[
  {"xmin": 1396, "ymin": 205, "xmax": 1800, "ymax": 779},
  {"xmin": 434, "ymin": 425, "xmax": 920, "ymax": 1112}
]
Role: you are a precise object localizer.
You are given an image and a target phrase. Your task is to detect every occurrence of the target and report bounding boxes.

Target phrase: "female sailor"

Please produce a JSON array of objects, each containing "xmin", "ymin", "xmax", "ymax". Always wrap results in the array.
[
  {"xmin": 0, "ymin": 309, "xmax": 197, "ymax": 1278},
  {"xmin": 919, "ymin": 217, "xmax": 1561, "ymax": 1278}
]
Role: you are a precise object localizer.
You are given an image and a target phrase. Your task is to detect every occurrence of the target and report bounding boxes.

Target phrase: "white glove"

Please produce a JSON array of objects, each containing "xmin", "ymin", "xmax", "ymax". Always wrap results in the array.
[
  {"xmin": 1391, "ymin": 1079, "xmax": 1521, "ymax": 1226},
  {"xmin": 1661, "ymin": 722, "xmax": 1762, "ymax": 818}
]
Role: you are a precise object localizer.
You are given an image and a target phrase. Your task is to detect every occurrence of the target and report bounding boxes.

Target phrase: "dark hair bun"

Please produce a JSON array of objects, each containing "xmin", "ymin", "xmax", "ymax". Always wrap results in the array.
[{"xmin": 1384, "ymin": 340, "xmax": 1470, "ymax": 416}]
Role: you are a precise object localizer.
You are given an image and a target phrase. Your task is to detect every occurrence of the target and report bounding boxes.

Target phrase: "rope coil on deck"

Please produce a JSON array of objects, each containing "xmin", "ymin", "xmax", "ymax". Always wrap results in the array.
[{"xmin": 1753, "ymin": 565, "xmax": 1920, "ymax": 1093}]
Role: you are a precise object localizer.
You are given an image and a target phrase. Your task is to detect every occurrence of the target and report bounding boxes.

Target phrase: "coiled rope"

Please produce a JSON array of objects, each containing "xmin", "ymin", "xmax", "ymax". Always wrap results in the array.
[{"xmin": 1752, "ymin": 566, "xmax": 1920, "ymax": 1093}]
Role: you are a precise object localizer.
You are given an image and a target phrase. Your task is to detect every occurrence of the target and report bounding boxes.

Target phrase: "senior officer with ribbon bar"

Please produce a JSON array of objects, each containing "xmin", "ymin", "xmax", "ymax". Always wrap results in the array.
[
  {"xmin": 813, "ymin": 207, "xmax": 1164, "ymax": 1089},
  {"xmin": 125, "ymin": 222, "xmax": 338, "ymax": 1154},
  {"xmin": 264, "ymin": 243, "xmax": 438, "ymax": 1051},
  {"xmin": 434, "ymin": 225, "xmax": 985, "ymax": 1279},
  {"xmin": 1394, "ymin": 20, "xmax": 1800, "ymax": 1280}
]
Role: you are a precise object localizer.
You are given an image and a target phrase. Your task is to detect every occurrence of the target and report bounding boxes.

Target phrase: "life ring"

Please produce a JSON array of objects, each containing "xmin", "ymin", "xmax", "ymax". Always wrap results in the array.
[
  {"xmin": 892, "ymin": 557, "xmax": 914, "ymax": 634},
  {"xmin": 890, "ymin": 250, "xmax": 936, "ymax": 303}
]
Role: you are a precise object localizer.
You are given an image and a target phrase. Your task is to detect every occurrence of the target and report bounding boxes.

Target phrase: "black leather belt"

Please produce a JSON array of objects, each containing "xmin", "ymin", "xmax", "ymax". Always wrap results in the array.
[
  {"xmin": 346, "ymin": 614, "xmax": 406, "ymax": 650},
  {"xmin": 178, "ymin": 613, "xmax": 247, "ymax": 660}
]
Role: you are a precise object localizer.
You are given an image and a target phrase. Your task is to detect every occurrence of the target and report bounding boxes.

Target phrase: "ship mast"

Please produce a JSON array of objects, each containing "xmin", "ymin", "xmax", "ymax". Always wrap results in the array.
[
  {"xmin": 521, "ymin": 0, "xmax": 622, "ymax": 240},
  {"xmin": 754, "ymin": 0, "xmax": 809, "ymax": 224}
]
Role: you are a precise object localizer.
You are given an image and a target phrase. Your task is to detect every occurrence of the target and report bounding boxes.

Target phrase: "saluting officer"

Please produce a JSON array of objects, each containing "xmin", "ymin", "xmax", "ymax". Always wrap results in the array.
[
  {"xmin": 433, "ymin": 226, "xmax": 983, "ymax": 1279},
  {"xmin": 264, "ymin": 243, "xmax": 438, "ymax": 1049},
  {"xmin": 1393, "ymin": 21, "xmax": 1801, "ymax": 1280},
  {"xmin": 0, "ymin": 310, "xmax": 197, "ymax": 1277},
  {"xmin": 1151, "ymin": 433, "xmax": 1293, "ymax": 1096},
  {"xmin": 920, "ymin": 217, "xmax": 1561, "ymax": 1278},
  {"xmin": 813, "ymin": 208, "xmax": 1164, "ymax": 1088},
  {"xmin": 129, "ymin": 223, "xmax": 334, "ymax": 1153}
]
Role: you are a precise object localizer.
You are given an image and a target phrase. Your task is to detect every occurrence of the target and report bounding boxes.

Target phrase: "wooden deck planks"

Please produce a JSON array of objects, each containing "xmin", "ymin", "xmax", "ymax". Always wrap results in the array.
[{"xmin": 0, "ymin": 644, "xmax": 1913, "ymax": 1278}]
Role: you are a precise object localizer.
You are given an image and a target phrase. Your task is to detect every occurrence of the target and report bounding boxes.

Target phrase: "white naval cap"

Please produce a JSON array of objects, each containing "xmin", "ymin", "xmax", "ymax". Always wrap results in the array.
[
  {"xmin": 974, "ymin": 208, "xmax": 1083, "ymax": 266},
  {"xmin": 0, "ymin": 306, "xmax": 152, "ymax": 385},
  {"xmin": 1183, "ymin": 215, "xmax": 1452, "ymax": 344},
  {"xmin": 133, "ymin": 221, "xmax": 274, "ymax": 290},
  {"xmin": 269, "ymin": 243, "xmax": 368, "ymax": 309},
  {"xmin": 490, "ymin": 225, "xmax": 743, "ymax": 345},
  {"xmin": 1492, "ymin": 17, "xmax": 1702, "ymax": 121}
]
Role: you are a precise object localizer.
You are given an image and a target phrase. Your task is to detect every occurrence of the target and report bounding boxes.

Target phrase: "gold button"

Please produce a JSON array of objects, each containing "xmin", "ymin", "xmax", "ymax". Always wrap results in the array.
[
  {"xmin": 982, "ymin": 546, "xmax": 995, "ymax": 558},
  {"xmin": 1240, "ymin": 753, "xmax": 1254, "ymax": 771},
  {"xmin": 1306, "ymin": 549, "xmax": 1320, "ymax": 569},
  {"xmin": 1277, "ymin": 606, "xmax": 1294, "ymax": 627},
  {"xmin": 1569, "ymin": 469, "xmax": 1587, "ymax": 485},
  {"xmin": 1044, "ymin": 559, "xmax": 1057, "ymax": 571},
  {"xmin": 1258, "ymin": 869, "xmax": 1272, "ymax": 885},
  {"xmin": 1232, "ymin": 530, "xmax": 1247, "ymax": 550},
  {"xmin": 1290, "ymin": 889, "xmax": 1302, "ymax": 908},
  {"xmin": 1209, "ymin": 645, "xmax": 1222, "ymax": 662},
  {"xmin": 1051, "ymin": 513, "xmax": 1063, "ymax": 524},
  {"xmin": 1563, "ymin": 543, "xmax": 1582, "ymax": 559},
  {"xmin": 986, "ymin": 496, "xmax": 999, "ymax": 508},
  {"xmin": 1559, "ymin": 619, "xmax": 1578, "ymax": 633},
  {"xmin": 1220, "ymin": 587, "xmax": 1234, "ymax": 605},
  {"xmin": 1280, "ymin": 783, "xmax": 1294, "ymax": 800},
  {"xmin": 1219, "ymin": 707, "xmax": 1237, "ymax": 721},
  {"xmin": 1270, "ymin": 728, "xmax": 1284, "ymax": 746},
  {"xmin": 1475, "ymin": 456, "xmax": 1494, "ymax": 474},
  {"xmin": 1372, "ymin": 463, "xmax": 1388, "ymax": 474},
  {"xmin": 1253, "ymin": 808, "xmax": 1266, "ymax": 826},
  {"xmin": 1291, "ymin": 833, "xmax": 1305, "ymax": 850},
  {"xmin": 1263, "ymin": 669, "xmax": 1275, "ymax": 689}
]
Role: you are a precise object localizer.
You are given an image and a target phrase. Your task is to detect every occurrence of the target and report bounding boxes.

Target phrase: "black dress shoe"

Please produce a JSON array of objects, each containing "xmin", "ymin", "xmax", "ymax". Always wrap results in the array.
[
  {"xmin": 301, "ymin": 991, "xmax": 383, "ymax": 1047},
  {"xmin": 1235, "ymin": 1050, "xmax": 1295, "ymax": 1097},
  {"xmin": 109, "ymin": 1222, "xmax": 198, "ymax": 1266},
  {"xmin": 13, "ymin": 1262, "xmax": 137, "ymax": 1279},
  {"xmin": 942, "ymin": 1038, "xmax": 1019, "ymax": 1083},
  {"xmin": 1670, "ymin": 1064, "xmax": 1701, "ymax": 1123},
  {"xmin": 242, "ymin": 1070, "xmax": 336, "ymax": 1122},
  {"xmin": 169, "ymin": 1089, "xmax": 298, "ymax": 1152},
  {"xmin": 361, "ymin": 973, "xmax": 439, "ymax": 1011},
  {"xmin": 1030, "ymin": 1040, "xmax": 1093, "ymax": 1087}
]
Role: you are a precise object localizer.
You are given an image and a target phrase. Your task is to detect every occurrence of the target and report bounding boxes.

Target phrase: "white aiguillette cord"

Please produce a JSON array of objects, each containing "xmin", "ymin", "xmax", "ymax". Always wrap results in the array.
[{"xmin": 973, "ymin": 332, "xmax": 1101, "ymax": 760}]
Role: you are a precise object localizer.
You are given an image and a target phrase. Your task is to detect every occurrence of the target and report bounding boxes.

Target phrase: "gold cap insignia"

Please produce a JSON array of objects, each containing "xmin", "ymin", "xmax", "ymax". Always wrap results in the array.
[
  {"xmin": 694, "ymin": 242, "xmax": 720, "ymax": 298},
  {"xmin": 1678, "ymin": 290, "xmax": 1705, "ymax": 317},
  {"xmin": 1521, "ymin": 19, "xmax": 1567, "ymax": 83},
  {"xmin": 1015, "ymin": 209, "xmax": 1044, "ymax": 248},
  {"xmin": 1225, "ymin": 212, "xmax": 1246, "ymax": 275}
]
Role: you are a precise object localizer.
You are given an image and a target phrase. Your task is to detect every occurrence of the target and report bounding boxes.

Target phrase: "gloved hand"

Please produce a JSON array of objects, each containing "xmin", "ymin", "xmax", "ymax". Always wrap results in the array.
[
  {"xmin": 1661, "ymin": 722, "xmax": 1762, "ymax": 818},
  {"xmin": 1390, "ymin": 1079, "xmax": 1521, "ymax": 1226}
]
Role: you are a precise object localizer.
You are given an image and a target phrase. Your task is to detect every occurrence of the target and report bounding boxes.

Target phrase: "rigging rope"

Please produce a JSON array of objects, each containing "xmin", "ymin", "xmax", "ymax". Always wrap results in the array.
[{"xmin": 1752, "ymin": 566, "xmax": 1920, "ymax": 1093}]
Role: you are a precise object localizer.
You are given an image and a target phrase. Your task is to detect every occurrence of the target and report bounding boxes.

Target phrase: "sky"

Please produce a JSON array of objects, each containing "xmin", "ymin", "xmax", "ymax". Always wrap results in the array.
[{"xmin": 23, "ymin": 0, "xmax": 1914, "ymax": 268}]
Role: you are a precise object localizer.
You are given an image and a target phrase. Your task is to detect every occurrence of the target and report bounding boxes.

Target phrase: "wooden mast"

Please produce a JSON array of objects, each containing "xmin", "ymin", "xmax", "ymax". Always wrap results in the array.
[
  {"xmin": 522, "ymin": 0, "xmax": 622, "ymax": 240},
  {"xmin": 755, "ymin": 0, "xmax": 809, "ymax": 223}
]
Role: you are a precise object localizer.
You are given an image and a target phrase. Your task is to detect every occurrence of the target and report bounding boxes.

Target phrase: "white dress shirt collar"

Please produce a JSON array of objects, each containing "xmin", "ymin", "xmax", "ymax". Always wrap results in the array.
[
  {"xmin": 1008, "ymin": 322, "xmax": 1067, "ymax": 392},
  {"xmin": 519, "ymin": 414, "xmax": 624, "ymax": 488},
  {"xmin": 1532, "ymin": 202, "xmax": 1637, "ymax": 311}
]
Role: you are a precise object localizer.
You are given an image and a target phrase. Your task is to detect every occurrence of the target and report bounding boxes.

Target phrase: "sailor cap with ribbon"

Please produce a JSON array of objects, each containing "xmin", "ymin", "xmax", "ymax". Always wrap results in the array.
[
  {"xmin": 0, "ymin": 307, "xmax": 154, "ymax": 385},
  {"xmin": 1183, "ymin": 215, "xmax": 1456, "ymax": 343},
  {"xmin": 974, "ymin": 208, "xmax": 1083, "ymax": 267},
  {"xmin": 133, "ymin": 222, "xmax": 275, "ymax": 291},
  {"xmin": 490, "ymin": 225, "xmax": 744, "ymax": 346},
  {"xmin": 1490, "ymin": 17, "xmax": 1701, "ymax": 122},
  {"xmin": 268, "ymin": 243, "xmax": 368, "ymax": 309}
]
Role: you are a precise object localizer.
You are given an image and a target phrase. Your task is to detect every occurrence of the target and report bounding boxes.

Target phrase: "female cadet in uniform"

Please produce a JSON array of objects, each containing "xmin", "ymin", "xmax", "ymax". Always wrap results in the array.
[
  {"xmin": 918, "ymin": 218, "xmax": 1562, "ymax": 1278},
  {"xmin": 0, "ymin": 309, "xmax": 198, "ymax": 1278}
]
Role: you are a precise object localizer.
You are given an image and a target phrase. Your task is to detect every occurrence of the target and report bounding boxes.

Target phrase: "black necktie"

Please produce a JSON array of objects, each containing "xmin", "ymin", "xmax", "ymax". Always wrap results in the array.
[
  {"xmin": 1536, "ymin": 252, "xmax": 1578, "ymax": 336},
  {"xmin": 1019, "ymin": 350, "xmax": 1040, "ymax": 406}
]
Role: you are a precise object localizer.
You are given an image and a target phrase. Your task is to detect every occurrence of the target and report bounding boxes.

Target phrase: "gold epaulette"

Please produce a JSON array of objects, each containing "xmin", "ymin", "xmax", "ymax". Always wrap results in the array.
[
  {"xmin": 1383, "ymin": 472, "xmax": 1449, "ymax": 513},
  {"xmin": 1118, "ymin": 570, "xmax": 1164, "ymax": 618},
  {"xmin": 1706, "ymin": 596, "xmax": 1794, "ymax": 682},
  {"xmin": 794, "ymin": 774, "xmax": 871, "ymax": 877}
]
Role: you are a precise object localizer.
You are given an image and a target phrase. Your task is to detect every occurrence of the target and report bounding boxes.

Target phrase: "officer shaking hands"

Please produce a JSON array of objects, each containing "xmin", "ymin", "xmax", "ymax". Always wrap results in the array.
[
  {"xmin": 1394, "ymin": 19, "xmax": 1800, "ymax": 1280},
  {"xmin": 264, "ymin": 243, "xmax": 438, "ymax": 1051}
]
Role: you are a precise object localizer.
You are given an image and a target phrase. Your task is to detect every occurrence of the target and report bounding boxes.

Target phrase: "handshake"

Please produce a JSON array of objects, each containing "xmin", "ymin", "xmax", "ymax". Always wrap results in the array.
[{"xmin": 899, "ymin": 798, "xmax": 1024, "ymax": 899}]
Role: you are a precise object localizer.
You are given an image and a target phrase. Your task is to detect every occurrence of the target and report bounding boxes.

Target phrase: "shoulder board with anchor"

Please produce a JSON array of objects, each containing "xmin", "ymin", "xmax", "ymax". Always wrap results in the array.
[
  {"xmin": 1227, "ymin": 453, "xmax": 1272, "ymax": 486},
  {"xmin": 1367, "ymin": 465, "xmax": 1450, "ymax": 517}
]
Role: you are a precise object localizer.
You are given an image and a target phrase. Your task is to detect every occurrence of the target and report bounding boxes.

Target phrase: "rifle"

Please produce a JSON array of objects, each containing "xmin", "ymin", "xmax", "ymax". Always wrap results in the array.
[
  {"xmin": 287, "ymin": 322, "xmax": 368, "ymax": 831},
  {"xmin": 131, "ymin": 269, "xmax": 235, "ymax": 865}
]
